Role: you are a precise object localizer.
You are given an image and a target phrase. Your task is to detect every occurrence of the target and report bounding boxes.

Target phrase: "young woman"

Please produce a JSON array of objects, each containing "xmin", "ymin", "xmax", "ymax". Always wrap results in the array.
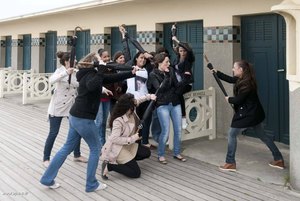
[
  {"xmin": 212, "ymin": 60, "xmax": 284, "ymax": 171},
  {"xmin": 172, "ymin": 28, "xmax": 195, "ymax": 129},
  {"xmin": 95, "ymin": 48, "xmax": 114, "ymax": 148},
  {"xmin": 40, "ymin": 52, "xmax": 139, "ymax": 192},
  {"xmin": 100, "ymin": 93, "xmax": 155, "ymax": 179},
  {"xmin": 147, "ymin": 53, "xmax": 187, "ymax": 164},
  {"xmin": 43, "ymin": 51, "xmax": 86, "ymax": 168},
  {"xmin": 119, "ymin": 25, "xmax": 155, "ymax": 148}
]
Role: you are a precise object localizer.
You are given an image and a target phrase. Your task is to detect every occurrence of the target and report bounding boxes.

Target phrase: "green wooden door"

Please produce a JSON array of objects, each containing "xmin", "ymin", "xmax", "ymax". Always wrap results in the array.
[
  {"xmin": 45, "ymin": 32, "xmax": 57, "ymax": 73},
  {"xmin": 5, "ymin": 36, "xmax": 12, "ymax": 67},
  {"xmin": 241, "ymin": 14, "xmax": 289, "ymax": 144},
  {"xmin": 23, "ymin": 34, "xmax": 31, "ymax": 70},
  {"xmin": 75, "ymin": 30, "xmax": 90, "ymax": 62},
  {"xmin": 111, "ymin": 26, "xmax": 137, "ymax": 61},
  {"xmin": 163, "ymin": 20, "xmax": 203, "ymax": 90}
]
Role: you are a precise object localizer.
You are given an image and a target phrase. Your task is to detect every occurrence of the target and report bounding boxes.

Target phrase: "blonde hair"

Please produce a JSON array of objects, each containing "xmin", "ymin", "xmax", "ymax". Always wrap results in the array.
[{"xmin": 77, "ymin": 52, "xmax": 98, "ymax": 68}]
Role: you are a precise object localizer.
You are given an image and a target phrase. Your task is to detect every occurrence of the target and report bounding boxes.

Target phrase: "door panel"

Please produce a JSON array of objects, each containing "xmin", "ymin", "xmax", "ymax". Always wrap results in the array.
[
  {"xmin": 23, "ymin": 34, "xmax": 31, "ymax": 70},
  {"xmin": 45, "ymin": 32, "xmax": 57, "ymax": 73},
  {"xmin": 76, "ymin": 30, "xmax": 90, "ymax": 62},
  {"xmin": 5, "ymin": 36, "xmax": 12, "ymax": 67},
  {"xmin": 277, "ymin": 17, "xmax": 289, "ymax": 144},
  {"xmin": 241, "ymin": 14, "xmax": 289, "ymax": 144}
]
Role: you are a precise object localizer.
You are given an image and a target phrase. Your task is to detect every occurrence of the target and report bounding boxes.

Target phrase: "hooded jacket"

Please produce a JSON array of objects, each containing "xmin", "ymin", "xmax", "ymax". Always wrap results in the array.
[{"xmin": 69, "ymin": 68, "xmax": 134, "ymax": 120}]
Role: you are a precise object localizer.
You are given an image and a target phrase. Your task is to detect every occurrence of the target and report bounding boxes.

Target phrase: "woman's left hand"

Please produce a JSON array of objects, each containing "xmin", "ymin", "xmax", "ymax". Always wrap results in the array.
[{"xmin": 225, "ymin": 96, "xmax": 229, "ymax": 103}]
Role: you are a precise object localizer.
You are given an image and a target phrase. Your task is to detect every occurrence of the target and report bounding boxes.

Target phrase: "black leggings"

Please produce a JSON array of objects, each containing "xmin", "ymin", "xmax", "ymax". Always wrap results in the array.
[
  {"xmin": 180, "ymin": 85, "xmax": 192, "ymax": 117},
  {"xmin": 107, "ymin": 144, "xmax": 151, "ymax": 178}
]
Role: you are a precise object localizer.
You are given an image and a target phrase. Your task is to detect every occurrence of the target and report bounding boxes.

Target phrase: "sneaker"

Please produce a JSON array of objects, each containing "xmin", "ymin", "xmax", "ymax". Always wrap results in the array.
[
  {"xmin": 269, "ymin": 160, "xmax": 285, "ymax": 169},
  {"xmin": 49, "ymin": 182, "xmax": 60, "ymax": 189},
  {"xmin": 74, "ymin": 156, "xmax": 88, "ymax": 163},
  {"xmin": 95, "ymin": 183, "xmax": 107, "ymax": 191},
  {"xmin": 219, "ymin": 163, "xmax": 236, "ymax": 172},
  {"xmin": 182, "ymin": 117, "xmax": 188, "ymax": 129},
  {"xmin": 43, "ymin": 160, "xmax": 50, "ymax": 168}
]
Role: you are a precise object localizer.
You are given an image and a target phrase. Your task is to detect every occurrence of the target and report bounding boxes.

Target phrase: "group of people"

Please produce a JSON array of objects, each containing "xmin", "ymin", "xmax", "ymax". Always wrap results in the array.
[{"xmin": 39, "ymin": 25, "xmax": 285, "ymax": 193}]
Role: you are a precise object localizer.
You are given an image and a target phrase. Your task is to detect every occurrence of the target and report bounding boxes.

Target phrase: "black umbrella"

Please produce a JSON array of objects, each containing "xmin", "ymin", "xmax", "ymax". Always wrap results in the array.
[
  {"xmin": 68, "ymin": 26, "xmax": 82, "ymax": 84},
  {"xmin": 137, "ymin": 81, "xmax": 164, "ymax": 136},
  {"xmin": 204, "ymin": 54, "xmax": 228, "ymax": 96}
]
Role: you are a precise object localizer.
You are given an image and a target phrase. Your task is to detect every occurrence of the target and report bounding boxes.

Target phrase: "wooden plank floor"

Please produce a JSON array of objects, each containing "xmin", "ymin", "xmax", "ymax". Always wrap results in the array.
[{"xmin": 0, "ymin": 97, "xmax": 299, "ymax": 201}]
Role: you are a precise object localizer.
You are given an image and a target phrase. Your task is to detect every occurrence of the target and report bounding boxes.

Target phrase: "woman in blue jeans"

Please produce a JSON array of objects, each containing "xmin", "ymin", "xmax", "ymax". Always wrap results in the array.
[
  {"xmin": 211, "ymin": 60, "xmax": 284, "ymax": 172},
  {"xmin": 147, "ymin": 53, "xmax": 189, "ymax": 164},
  {"xmin": 40, "ymin": 52, "xmax": 139, "ymax": 192}
]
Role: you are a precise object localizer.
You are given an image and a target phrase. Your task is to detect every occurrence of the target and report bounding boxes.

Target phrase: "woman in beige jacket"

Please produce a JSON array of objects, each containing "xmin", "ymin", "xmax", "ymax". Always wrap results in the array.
[
  {"xmin": 101, "ymin": 93, "xmax": 156, "ymax": 179},
  {"xmin": 43, "ymin": 51, "xmax": 86, "ymax": 167}
]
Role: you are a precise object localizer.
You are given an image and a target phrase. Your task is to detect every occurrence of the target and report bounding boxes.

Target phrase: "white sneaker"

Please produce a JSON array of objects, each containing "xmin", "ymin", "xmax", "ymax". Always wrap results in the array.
[
  {"xmin": 95, "ymin": 183, "xmax": 107, "ymax": 191},
  {"xmin": 43, "ymin": 160, "xmax": 50, "ymax": 168},
  {"xmin": 182, "ymin": 118, "xmax": 188, "ymax": 129},
  {"xmin": 49, "ymin": 182, "xmax": 60, "ymax": 189}
]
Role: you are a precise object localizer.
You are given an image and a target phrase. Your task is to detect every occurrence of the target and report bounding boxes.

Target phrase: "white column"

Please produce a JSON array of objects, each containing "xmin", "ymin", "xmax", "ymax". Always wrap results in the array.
[{"xmin": 272, "ymin": 0, "xmax": 300, "ymax": 191}]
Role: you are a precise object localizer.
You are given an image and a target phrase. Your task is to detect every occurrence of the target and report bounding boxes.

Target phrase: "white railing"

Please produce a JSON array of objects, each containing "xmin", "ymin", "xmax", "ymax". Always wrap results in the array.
[
  {"xmin": 22, "ymin": 72, "xmax": 54, "ymax": 104},
  {"xmin": 169, "ymin": 87, "xmax": 216, "ymax": 149},
  {"xmin": 0, "ymin": 69, "xmax": 31, "ymax": 98},
  {"xmin": 0, "ymin": 67, "xmax": 12, "ymax": 70}
]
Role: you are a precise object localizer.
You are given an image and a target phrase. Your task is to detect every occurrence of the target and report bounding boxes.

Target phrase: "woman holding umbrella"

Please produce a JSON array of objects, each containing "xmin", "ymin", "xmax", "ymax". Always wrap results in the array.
[
  {"xmin": 100, "ymin": 93, "xmax": 156, "ymax": 179},
  {"xmin": 211, "ymin": 60, "xmax": 284, "ymax": 171}
]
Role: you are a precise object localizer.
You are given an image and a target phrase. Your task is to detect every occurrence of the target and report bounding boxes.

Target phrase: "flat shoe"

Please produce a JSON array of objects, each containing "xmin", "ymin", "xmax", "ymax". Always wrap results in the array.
[
  {"xmin": 101, "ymin": 161, "xmax": 108, "ymax": 180},
  {"xmin": 158, "ymin": 157, "xmax": 167, "ymax": 164},
  {"xmin": 173, "ymin": 155, "xmax": 187, "ymax": 162},
  {"xmin": 74, "ymin": 156, "xmax": 88, "ymax": 163}
]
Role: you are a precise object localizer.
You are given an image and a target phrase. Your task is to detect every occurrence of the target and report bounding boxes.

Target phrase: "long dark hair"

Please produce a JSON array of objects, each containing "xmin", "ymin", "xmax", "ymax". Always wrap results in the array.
[
  {"xmin": 234, "ymin": 60, "xmax": 257, "ymax": 95},
  {"xmin": 109, "ymin": 93, "xmax": 136, "ymax": 128},
  {"xmin": 154, "ymin": 52, "xmax": 168, "ymax": 68},
  {"xmin": 175, "ymin": 42, "xmax": 195, "ymax": 63},
  {"xmin": 133, "ymin": 51, "xmax": 144, "ymax": 65},
  {"xmin": 56, "ymin": 51, "xmax": 70, "ymax": 66}
]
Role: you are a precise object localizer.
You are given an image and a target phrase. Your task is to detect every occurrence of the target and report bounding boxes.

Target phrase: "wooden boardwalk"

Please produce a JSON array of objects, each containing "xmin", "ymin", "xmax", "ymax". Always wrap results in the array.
[{"xmin": 0, "ymin": 97, "xmax": 299, "ymax": 201}]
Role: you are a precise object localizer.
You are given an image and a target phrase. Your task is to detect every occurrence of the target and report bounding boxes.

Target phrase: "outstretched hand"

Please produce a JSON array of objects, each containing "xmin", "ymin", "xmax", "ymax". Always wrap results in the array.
[
  {"xmin": 144, "ymin": 52, "xmax": 153, "ymax": 59},
  {"xmin": 132, "ymin": 66, "xmax": 141, "ymax": 74},
  {"xmin": 172, "ymin": 36, "xmax": 179, "ymax": 43},
  {"xmin": 210, "ymin": 68, "xmax": 217, "ymax": 73},
  {"xmin": 102, "ymin": 87, "xmax": 113, "ymax": 96},
  {"xmin": 149, "ymin": 94, "xmax": 157, "ymax": 101}
]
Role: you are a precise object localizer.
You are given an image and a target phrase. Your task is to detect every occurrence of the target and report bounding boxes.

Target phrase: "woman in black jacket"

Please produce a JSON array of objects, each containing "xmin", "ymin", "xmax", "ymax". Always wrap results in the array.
[
  {"xmin": 212, "ymin": 60, "xmax": 284, "ymax": 172},
  {"xmin": 147, "ymin": 53, "xmax": 187, "ymax": 164},
  {"xmin": 40, "ymin": 52, "xmax": 139, "ymax": 192},
  {"xmin": 171, "ymin": 27, "xmax": 195, "ymax": 129}
]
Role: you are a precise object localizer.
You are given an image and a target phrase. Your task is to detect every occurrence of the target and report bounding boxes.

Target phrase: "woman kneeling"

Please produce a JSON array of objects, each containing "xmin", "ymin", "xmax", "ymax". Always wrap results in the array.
[{"xmin": 101, "ymin": 93, "xmax": 155, "ymax": 179}]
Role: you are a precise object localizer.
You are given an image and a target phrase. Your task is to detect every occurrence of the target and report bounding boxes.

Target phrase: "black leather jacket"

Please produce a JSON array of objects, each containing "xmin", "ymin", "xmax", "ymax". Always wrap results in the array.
[{"xmin": 147, "ymin": 67, "xmax": 181, "ymax": 107}]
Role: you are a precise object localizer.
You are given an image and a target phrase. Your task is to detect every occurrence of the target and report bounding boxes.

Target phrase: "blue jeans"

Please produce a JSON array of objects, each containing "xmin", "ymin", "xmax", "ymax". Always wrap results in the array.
[
  {"xmin": 157, "ymin": 103, "xmax": 182, "ymax": 157},
  {"xmin": 95, "ymin": 101, "xmax": 111, "ymax": 148},
  {"xmin": 43, "ymin": 116, "xmax": 81, "ymax": 161},
  {"xmin": 151, "ymin": 109, "xmax": 161, "ymax": 143},
  {"xmin": 226, "ymin": 123, "xmax": 283, "ymax": 164},
  {"xmin": 40, "ymin": 115, "xmax": 101, "ymax": 192}
]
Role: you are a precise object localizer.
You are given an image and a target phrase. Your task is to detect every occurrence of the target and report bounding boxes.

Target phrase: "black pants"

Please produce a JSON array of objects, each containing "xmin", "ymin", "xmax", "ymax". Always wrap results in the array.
[
  {"xmin": 179, "ymin": 85, "xmax": 192, "ymax": 117},
  {"xmin": 107, "ymin": 144, "xmax": 151, "ymax": 178}
]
